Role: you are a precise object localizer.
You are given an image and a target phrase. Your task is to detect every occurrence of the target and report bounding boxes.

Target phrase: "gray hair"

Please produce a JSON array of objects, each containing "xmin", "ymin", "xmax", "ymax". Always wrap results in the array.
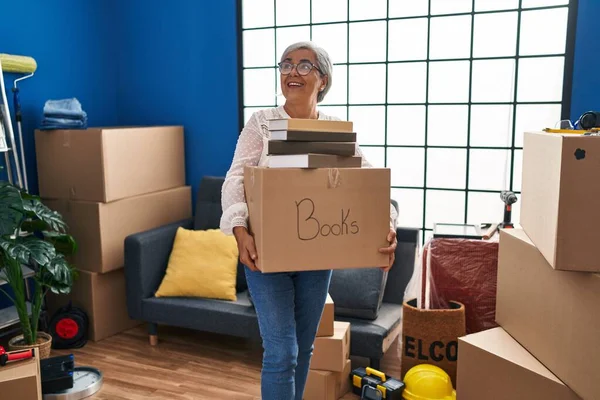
[{"xmin": 280, "ymin": 41, "xmax": 332, "ymax": 103}]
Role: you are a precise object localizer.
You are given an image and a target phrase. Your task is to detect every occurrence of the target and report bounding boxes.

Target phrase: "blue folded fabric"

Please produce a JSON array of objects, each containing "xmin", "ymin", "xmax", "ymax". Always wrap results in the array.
[
  {"xmin": 39, "ymin": 117, "xmax": 87, "ymax": 130},
  {"xmin": 42, "ymin": 117, "xmax": 87, "ymax": 126},
  {"xmin": 44, "ymin": 112, "xmax": 88, "ymax": 121},
  {"xmin": 39, "ymin": 97, "xmax": 88, "ymax": 130},
  {"xmin": 43, "ymin": 98, "xmax": 86, "ymax": 119}
]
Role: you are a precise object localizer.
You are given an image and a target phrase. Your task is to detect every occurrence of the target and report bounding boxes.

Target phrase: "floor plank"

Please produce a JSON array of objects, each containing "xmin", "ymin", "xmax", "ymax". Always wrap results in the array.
[{"xmin": 43, "ymin": 324, "xmax": 403, "ymax": 399}]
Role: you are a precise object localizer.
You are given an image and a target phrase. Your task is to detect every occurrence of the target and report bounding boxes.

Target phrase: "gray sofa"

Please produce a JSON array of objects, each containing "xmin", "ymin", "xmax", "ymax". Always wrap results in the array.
[{"xmin": 124, "ymin": 176, "xmax": 418, "ymax": 369}]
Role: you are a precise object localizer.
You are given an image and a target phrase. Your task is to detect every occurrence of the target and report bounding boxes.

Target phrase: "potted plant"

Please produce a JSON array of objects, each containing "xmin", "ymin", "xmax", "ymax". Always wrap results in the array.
[{"xmin": 0, "ymin": 177, "xmax": 77, "ymax": 359}]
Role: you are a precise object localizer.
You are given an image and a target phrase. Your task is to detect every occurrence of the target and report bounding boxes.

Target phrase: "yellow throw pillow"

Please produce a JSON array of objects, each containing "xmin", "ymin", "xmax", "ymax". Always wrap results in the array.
[{"xmin": 155, "ymin": 227, "xmax": 239, "ymax": 301}]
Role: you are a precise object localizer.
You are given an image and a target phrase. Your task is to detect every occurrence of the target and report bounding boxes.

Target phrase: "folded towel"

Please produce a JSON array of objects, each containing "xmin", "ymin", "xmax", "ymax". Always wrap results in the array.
[
  {"xmin": 44, "ymin": 112, "xmax": 88, "ymax": 121},
  {"xmin": 39, "ymin": 122, "xmax": 88, "ymax": 130},
  {"xmin": 42, "ymin": 116, "xmax": 87, "ymax": 126},
  {"xmin": 43, "ymin": 98, "xmax": 86, "ymax": 119},
  {"xmin": 40, "ymin": 97, "xmax": 88, "ymax": 130}
]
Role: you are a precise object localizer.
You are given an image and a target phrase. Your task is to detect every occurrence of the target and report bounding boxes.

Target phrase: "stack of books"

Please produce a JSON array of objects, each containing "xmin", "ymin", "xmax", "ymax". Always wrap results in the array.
[{"xmin": 266, "ymin": 118, "xmax": 360, "ymax": 168}]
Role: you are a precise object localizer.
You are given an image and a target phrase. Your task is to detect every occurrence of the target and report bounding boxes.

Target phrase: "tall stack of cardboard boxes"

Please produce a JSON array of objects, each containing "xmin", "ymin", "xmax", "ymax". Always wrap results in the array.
[
  {"xmin": 35, "ymin": 126, "xmax": 192, "ymax": 342},
  {"xmin": 457, "ymin": 131, "xmax": 600, "ymax": 399},
  {"xmin": 304, "ymin": 294, "xmax": 352, "ymax": 400}
]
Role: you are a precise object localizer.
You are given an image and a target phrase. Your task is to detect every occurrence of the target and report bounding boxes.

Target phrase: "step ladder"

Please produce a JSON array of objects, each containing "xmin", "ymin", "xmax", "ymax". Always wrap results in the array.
[{"xmin": 0, "ymin": 58, "xmax": 23, "ymax": 188}]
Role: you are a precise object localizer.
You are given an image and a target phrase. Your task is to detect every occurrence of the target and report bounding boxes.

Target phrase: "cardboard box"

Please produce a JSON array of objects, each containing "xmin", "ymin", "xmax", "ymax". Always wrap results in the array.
[
  {"xmin": 35, "ymin": 126, "xmax": 185, "ymax": 202},
  {"xmin": 520, "ymin": 131, "xmax": 600, "ymax": 272},
  {"xmin": 0, "ymin": 352, "xmax": 42, "ymax": 400},
  {"xmin": 316, "ymin": 294, "xmax": 334, "ymax": 337},
  {"xmin": 311, "ymin": 321, "xmax": 351, "ymax": 372},
  {"xmin": 244, "ymin": 166, "xmax": 391, "ymax": 272},
  {"xmin": 496, "ymin": 228, "xmax": 600, "ymax": 400},
  {"xmin": 336, "ymin": 359, "xmax": 352, "ymax": 398},
  {"xmin": 457, "ymin": 327, "xmax": 580, "ymax": 400},
  {"xmin": 45, "ymin": 186, "xmax": 192, "ymax": 273},
  {"xmin": 304, "ymin": 359, "xmax": 352, "ymax": 400},
  {"xmin": 46, "ymin": 268, "xmax": 141, "ymax": 342},
  {"xmin": 304, "ymin": 369, "xmax": 336, "ymax": 400}
]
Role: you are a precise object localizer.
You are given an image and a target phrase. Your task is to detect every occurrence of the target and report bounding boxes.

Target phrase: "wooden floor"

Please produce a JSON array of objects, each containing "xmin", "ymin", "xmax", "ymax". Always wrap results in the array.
[{"xmin": 47, "ymin": 324, "xmax": 403, "ymax": 400}]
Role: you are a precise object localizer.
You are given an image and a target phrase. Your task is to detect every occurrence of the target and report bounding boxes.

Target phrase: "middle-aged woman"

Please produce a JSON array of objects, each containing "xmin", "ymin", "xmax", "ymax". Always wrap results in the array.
[{"xmin": 220, "ymin": 41, "xmax": 398, "ymax": 400}]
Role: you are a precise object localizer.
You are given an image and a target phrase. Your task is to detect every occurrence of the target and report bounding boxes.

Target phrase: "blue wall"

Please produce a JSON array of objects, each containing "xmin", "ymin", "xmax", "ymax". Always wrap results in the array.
[
  {"xmin": 570, "ymin": 0, "xmax": 600, "ymax": 120},
  {"xmin": 0, "ymin": 0, "xmax": 118, "ymax": 192},
  {"xmin": 0, "ymin": 0, "xmax": 240, "ymax": 207},
  {"xmin": 116, "ymin": 0, "xmax": 240, "ymax": 206}
]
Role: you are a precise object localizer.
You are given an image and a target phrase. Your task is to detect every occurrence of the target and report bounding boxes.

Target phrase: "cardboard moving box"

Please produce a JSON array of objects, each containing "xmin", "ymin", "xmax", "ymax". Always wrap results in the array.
[
  {"xmin": 457, "ymin": 327, "xmax": 580, "ymax": 400},
  {"xmin": 520, "ymin": 131, "xmax": 600, "ymax": 272},
  {"xmin": 316, "ymin": 294, "xmax": 334, "ymax": 337},
  {"xmin": 0, "ymin": 351, "xmax": 42, "ymax": 400},
  {"xmin": 496, "ymin": 228, "xmax": 600, "ymax": 400},
  {"xmin": 336, "ymin": 359, "xmax": 352, "ymax": 398},
  {"xmin": 305, "ymin": 359, "xmax": 352, "ymax": 400},
  {"xmin": 311, "ymin": 321, "xmax": 351, "ymax": 372},
  {"xmin": 45, "ymin": 186, "xmax": 192, "ymax": 273},
  {"xmin": 35, "ymin": 126, "xmax": 185, "ymax": 202},
  {"xmin": 46, "ymin": 268, "xmax": 141, "ymax": 342},
  {"xmin": 304, "ymin": 369, "xmax": 336, "ymax": 400},
  {"xmin": 244, "ymin": 166, "xmax": 391, "ymax": 272}
]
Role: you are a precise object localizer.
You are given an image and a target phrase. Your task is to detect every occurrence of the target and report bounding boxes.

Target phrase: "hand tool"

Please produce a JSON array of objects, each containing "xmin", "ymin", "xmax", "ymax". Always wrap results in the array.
[
  {"xmin": 0, "ymin": 345, "xmax": 34, "ymax": 366},
  {"xmin": 499, "ymin": 190, "xmax": 517, "ymax": 229}
]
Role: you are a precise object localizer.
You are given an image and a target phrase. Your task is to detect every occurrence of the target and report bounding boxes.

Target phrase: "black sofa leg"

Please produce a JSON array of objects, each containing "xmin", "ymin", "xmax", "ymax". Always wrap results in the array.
[
  {"xmin": 370, "ymin": 358, "xmax": 381, "ymax": 370},
  {"xmin": 148, "ymin": 322, "xmax": 158, "ymax": 346}
]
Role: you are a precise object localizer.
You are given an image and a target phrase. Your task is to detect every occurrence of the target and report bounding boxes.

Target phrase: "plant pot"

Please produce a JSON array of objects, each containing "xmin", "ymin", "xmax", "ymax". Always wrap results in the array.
[{"xmin": 8, "ymin": 331, "xmax": 53, "ymax": 359}]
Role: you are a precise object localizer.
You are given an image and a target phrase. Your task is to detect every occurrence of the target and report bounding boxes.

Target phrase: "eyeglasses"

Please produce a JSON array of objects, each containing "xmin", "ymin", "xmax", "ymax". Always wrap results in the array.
[{"xmin": 278, "ymin": 61, "xmax": 323, "ymax": 76}]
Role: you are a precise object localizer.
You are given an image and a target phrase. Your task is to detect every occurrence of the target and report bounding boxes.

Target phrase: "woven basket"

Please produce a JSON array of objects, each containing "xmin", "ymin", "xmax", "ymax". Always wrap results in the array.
[
  {"xmin": 8, "ymin": 331, "xmax": 53, "ymax": 359},
  {"xmin": 400, "ymin": 298, "xmax": 466, "ymax": 387}
]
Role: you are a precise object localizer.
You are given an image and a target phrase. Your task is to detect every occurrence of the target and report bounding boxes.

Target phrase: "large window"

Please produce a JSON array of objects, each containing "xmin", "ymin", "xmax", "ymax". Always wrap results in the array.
[{"xmin": 238, "ymin": 0, "xmax": 577, "ymax": 242}]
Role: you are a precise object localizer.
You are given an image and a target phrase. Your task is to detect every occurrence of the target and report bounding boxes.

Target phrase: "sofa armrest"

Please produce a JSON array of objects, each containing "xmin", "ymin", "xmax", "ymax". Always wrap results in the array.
[
  {"xmin": 124, "ymin": 217, "xmax": 194, "ymax": 319},
  {"xmin": 382, "ymin": 227, "xmax": 420, "ymax": 305}
]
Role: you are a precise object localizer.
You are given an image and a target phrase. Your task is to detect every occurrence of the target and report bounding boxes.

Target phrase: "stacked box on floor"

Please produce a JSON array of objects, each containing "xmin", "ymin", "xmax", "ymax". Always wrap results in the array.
[
  {"xmin": 457, "ymin": 131, "xmax": 600, "ymax": 400},
  {"xmin": 304, "ymin": 295, "xmax": 352, "ymax": 400},
  {"xmin": 457, "ymin": 327, "xmax": 579, "ymax": 400},
  {"xmin": 244, "ymin": 118, "xmax": 392, "ymax": 273},
  {"xmin": 35, "ymin": 126, "xmax": 192, "ymax": 342}
]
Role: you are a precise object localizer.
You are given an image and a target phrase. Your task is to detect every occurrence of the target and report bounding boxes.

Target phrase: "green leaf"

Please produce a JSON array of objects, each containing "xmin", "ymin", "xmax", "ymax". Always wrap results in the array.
[
  {"xmin": 20, "ymin": 191, "xmax": 41, "ymax": 201},
  {"xmin": 42, "ymin": 254, "xmax": 74, "ymax": 294},
  {"xmin": 21, "ymin": 219, "xmax": 51, "ymax": 233},
  {"xmin": 0, "ymin": 236, "xmax": 56, "ymax": 266},
  {"xmin": 22, "ymin": 198, "xmax": 67, "ymax": 233},
  {"xmin": 0, "ymin": 182, "xmax": 23, "ymax": 236},
  {"xmin": 42, "ymin": 231, "xmax": 77, "ymax": 256}
]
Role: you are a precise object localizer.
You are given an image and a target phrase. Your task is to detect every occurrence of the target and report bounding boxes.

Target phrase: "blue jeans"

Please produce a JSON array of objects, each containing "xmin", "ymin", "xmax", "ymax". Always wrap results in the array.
[{"xmin": 245, "ymin": 266, "xmax": 333, "ymax": 400}]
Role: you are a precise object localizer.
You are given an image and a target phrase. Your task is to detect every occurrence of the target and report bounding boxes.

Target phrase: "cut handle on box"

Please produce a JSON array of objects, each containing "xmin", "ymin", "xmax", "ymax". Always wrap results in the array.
[{"xmin": 327, "ymin": 168, "xmax": 341, "ymax": 188}]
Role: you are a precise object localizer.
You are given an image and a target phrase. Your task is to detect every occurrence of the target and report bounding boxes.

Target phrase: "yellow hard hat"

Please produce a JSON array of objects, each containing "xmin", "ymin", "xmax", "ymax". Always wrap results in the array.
[{"xmin": 402, "ymin": 364, "xmax": 457, "ymax": 400}]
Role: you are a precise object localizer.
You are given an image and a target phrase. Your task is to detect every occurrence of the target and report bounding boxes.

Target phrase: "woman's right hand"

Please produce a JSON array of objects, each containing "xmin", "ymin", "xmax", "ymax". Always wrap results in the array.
[{"xmin": 233, "ymin": 226, "xmax": 259, "ymax": 272}]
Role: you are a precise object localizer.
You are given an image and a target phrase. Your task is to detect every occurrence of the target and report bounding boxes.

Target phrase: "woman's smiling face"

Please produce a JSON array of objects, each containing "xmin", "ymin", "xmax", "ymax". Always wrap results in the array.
[{"xmin": 280, "ymin": 49, "xmax": 327, "ymax": 105}]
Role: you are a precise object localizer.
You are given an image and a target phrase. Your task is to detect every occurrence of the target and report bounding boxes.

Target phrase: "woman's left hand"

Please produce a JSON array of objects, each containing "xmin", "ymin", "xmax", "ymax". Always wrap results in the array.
[{"xmin": 379, "ymin": 228, "xmax": 397, "ymax": 272}]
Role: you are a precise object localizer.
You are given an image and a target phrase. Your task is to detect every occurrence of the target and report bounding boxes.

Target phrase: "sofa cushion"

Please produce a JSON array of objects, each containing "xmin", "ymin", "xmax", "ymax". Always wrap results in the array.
[
  {"xmin": 142, "ymin": 290, "xmax": 260, "ymax": 338},
  {"xmin": 329, "ymin": 268, "xmax": 388, "ymax": 320},
  {"xmin": 335, "ymin": 303, "xmax": 403, "ymax": 359},
  {"xmin": 193, "ymin": 176, "xmax": 248, "ymax": 293},
  {"xmin": 155, "ymin": 227, "xmax": 238, "ymax": 301}
]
